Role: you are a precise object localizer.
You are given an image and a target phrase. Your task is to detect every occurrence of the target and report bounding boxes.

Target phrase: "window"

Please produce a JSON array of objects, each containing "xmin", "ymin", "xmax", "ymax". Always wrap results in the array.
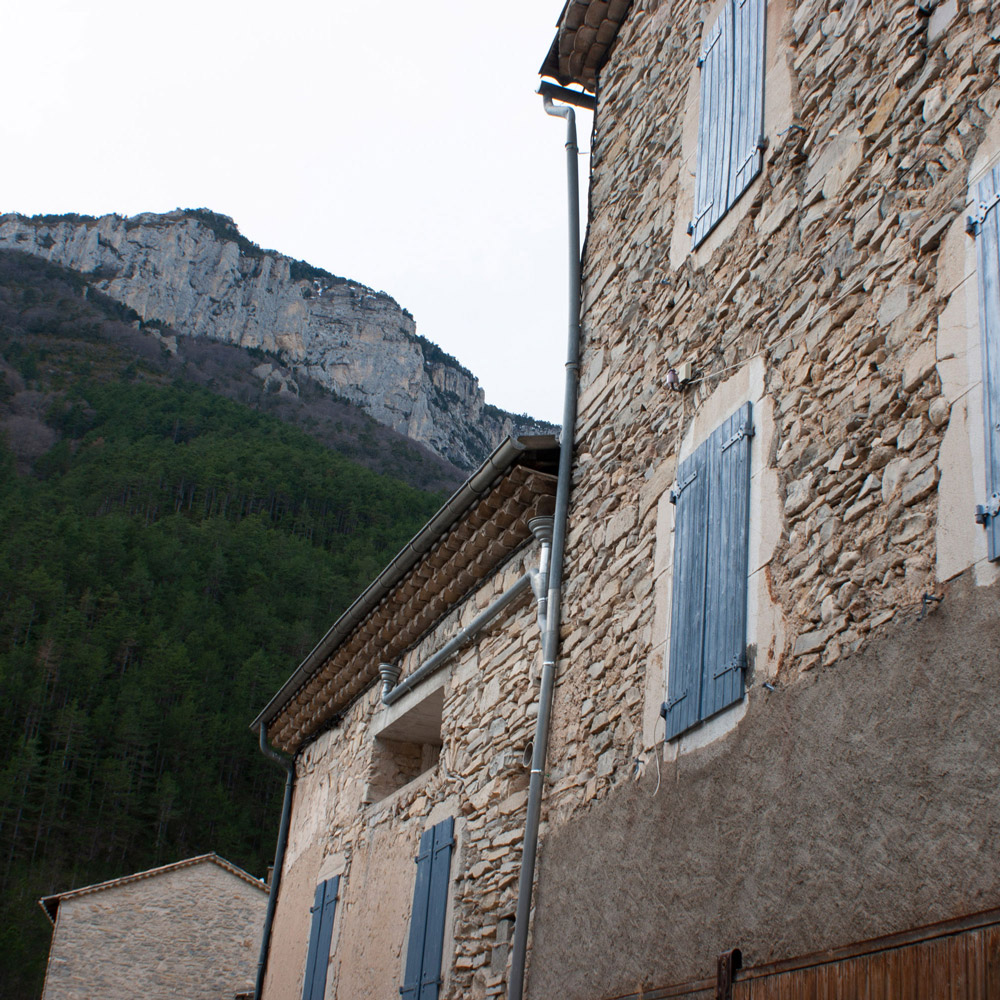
[
  {"xmin": 366, "ymin": 686, "xmax": 443, "ymax": 804},
  {"xmin": 661, "ymin": 403, "xmax": 753, "ymax": 739},
  {"xmin": 301, "ymin": 876, "xmax": 340, "ymax": 1000},
  {"xmin": 401, "ymin": 817, "xmax": 454, "ymax": 1000},
  {"xmin": 690, "ymin": 0, "xmax": 767, "ymax": 247},
  {"xmin": 972, "ymin": 163, "xmax": 1000, "ymax": 561}
]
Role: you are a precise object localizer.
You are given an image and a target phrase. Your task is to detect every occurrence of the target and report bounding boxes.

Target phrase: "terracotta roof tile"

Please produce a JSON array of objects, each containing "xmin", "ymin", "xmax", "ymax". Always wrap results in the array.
[
  {"xmin": 539, "ymin": 0, "xmax": 633, "ymax": 92},
  {"xmin": 266, "ymin": 451, "xmax": 558, "ymax": 753}
]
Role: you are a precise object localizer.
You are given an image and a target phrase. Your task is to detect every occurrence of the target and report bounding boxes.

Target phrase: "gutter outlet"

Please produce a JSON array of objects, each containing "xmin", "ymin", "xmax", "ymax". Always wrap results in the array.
[{"xmin": 379, "ymin": 662, "xmax": 401, "ymax": 700}]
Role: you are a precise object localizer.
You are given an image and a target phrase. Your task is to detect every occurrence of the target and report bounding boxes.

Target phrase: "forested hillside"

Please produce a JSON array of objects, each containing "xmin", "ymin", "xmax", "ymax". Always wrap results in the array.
[{"xmin": 0, "ymin": 251, "xmax": 446, "ymax": 998}]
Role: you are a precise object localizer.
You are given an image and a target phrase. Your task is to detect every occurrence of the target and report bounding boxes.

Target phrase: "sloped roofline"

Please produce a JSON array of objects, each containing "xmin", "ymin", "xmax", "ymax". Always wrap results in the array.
[
  {"xmin": 252, "ymin": 434, "xmax": 559, "ymax": 739},
  {"xmin": 38, "ymin": 853, "xmax": 267, "ymax": 924},
  {"xmin": 539, "ymin": 0, "xmax": 633, "ymax": 92}
]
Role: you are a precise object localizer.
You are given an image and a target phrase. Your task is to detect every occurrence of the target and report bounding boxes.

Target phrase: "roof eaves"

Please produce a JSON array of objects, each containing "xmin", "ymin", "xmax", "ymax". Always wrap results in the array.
[
  {"xmin": 38, "ymin": 853, "xmax": 267, "ymax": 923},
  {"xmin": 539, "ymin": 0, "xmax": 633, "ymax": 92},
  {"xmin": 251, "ymin": 435, "xmax": 557, "ymax": 736}
]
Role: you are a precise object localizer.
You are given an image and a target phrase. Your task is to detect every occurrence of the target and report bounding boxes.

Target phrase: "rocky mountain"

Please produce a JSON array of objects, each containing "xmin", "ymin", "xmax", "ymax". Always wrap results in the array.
[
  {"xmin": 0, "ymin": 249, "xmax": 464, "ymax": 493},
  {"xmin": 0, "ymin": 210, "xmax": 552, "ymax": 469}
]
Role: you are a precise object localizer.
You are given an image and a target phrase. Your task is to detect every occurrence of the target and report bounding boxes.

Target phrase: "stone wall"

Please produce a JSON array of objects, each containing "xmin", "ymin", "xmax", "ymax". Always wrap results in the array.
[
  {"xmin": 42, "ymin": 860, "xmax": 267, "ymax": 1000},
  {"xmin": 263, "ymin": 544, "xmax": 547, "ymax": 1000},
  {"xmin": 520, "ymin": 0, "xmax": 1000, "ymax": 995},
  {"xmin": 531, "ymin": 0, "xmax": 1000, "ymax": 820}
]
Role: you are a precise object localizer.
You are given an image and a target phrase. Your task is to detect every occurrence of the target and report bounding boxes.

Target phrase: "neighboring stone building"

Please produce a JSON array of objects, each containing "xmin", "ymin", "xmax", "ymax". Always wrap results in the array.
[
  {"xmin": 256, "ymin": 0, "xmax": 1000, "ymax": 997},
  {"xmin": 39, "ymin": 854, "xmax": 268, "ymax": 1000}
]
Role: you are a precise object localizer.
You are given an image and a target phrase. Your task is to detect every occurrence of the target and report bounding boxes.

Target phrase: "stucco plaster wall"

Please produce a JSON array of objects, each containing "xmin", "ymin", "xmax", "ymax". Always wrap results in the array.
[
  {"xmin": 528, "ymin": 573, "xmax": 1000, "ymax": 998},
  {"xmin": 332, "ymin": 818, "xmax": 432, "ymax": 1000},
  {"xmin": 263, "ymin": 838, "xmax": 325, "ymax": 1000}
]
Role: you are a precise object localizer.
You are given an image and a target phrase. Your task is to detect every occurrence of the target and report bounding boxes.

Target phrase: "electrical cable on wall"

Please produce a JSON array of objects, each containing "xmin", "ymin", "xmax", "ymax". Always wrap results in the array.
[
  {"xmin": 652, "ymin": 717, "xmax": 662, "ymax": 797},
  {"xmin": 683, "ymin": 350, "xmax": 763, "ymax": 388}
]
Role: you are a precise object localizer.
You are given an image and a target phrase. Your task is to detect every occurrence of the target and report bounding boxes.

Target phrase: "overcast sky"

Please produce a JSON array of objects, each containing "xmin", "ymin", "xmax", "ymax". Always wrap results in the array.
[{"xmin": 3, "ymin": 1, "xmax": 592, "ymax": 425}]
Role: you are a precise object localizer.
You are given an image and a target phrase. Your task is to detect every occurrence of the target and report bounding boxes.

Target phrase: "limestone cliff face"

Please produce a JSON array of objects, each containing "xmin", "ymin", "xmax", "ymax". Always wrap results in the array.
[{"xmin": 0, "ymin": 210, "xmax": 544, "ymax": 468}]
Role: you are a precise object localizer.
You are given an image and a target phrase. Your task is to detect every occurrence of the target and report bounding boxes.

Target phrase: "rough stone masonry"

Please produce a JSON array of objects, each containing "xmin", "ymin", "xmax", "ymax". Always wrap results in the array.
[{"xmin": 525, "ymin": 0, "xmax": 1000, "ymax": 995}]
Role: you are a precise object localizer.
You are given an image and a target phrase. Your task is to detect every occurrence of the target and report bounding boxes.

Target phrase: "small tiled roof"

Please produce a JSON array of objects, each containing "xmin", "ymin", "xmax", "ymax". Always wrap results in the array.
[
  {"xmin": 258, "ymin": 436, "xmax": 559, "ymax": 754},
  {"xmin": 39, "ymin": 853, "xmax": 267, "ymax": 923},
  {"xmin": 539, "ymin": 0, "xmax": 633, "ymax": 92}
]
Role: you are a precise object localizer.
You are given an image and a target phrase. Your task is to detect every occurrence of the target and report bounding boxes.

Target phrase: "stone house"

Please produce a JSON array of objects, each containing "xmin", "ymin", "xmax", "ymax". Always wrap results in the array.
[
  {"xmin": 39, "ymin": 853, "xmax": 268, "ymax": 1000},
  {"xmin": 254, "ymin": 438, "xmax": 559, "ymax": 1000},
  {"xmin": 255, "ymin": 0, "xmax": 1000, "ymax": 997}
]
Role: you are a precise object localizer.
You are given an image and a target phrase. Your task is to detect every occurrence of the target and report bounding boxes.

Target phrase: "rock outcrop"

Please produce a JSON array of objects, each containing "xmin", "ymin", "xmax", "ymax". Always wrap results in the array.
[{"xmin": 0, "ymin": 210, "xmax": 549, "ymax": 468}]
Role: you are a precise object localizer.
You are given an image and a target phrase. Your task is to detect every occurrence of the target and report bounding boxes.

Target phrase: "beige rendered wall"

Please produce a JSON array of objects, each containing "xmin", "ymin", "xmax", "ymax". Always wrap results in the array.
[
  {"xmin": 262, "ymin": 544, "xmax": 545, "ymax": 1000},
  {"xmin": 41, "ymin": 861, "xmax": 267, "ymax": 1000}
]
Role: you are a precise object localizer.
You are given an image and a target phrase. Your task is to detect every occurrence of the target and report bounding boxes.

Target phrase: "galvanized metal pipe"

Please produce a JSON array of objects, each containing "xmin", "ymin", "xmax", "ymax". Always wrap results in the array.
[
  {"xmin": 254, "ymin": 728, "xmax": 295, "ymax": 1000},
  {"xmin": 507, "ymin": 94, "xmax": 582, "ymax": 1000},
  {"xmin": 383, "ymin": 573, "xmax": 532, "ymax": 707},
  {"xmin": 528, "ymin": 516, "xmax": 553, "ymax": 627}
]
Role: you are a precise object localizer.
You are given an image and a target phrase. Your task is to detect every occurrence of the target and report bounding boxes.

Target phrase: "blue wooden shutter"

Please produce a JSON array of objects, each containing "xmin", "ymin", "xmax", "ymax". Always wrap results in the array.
[
  {"xmin": 691, "ymin": 2, "xmax": 735, "ymax": 248},
  {"xmin": 401, "ymin": 818, "xmax": 454, "ymax": 1000},
  {"xmin": 975, "ymin": 165, "xmax": 1000, "ymax": 561},
  {"xmin": 665, "ymin": 444, "xmax": 710, "ymax": 739},
  {"xmin": 401, "ymin": 829, "xmax": 434, "ymax": 1000},
  {"xmin": 302, "ymin": 875, "xmax": 340, "ymax": 1000},
  {"xmin": 729, "ymin": 0, "xmax": 767, "ymax": 206},
  {"xmin": 701, "ymin": 403, "xmax": 753, "ymax": 719},
  {"xmin": 418, "ymin": 818, "xmax": 454, "ymax": 1000}
]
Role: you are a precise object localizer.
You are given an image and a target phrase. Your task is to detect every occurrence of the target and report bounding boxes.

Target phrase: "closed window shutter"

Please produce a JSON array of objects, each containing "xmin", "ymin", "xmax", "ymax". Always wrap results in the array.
[
  {"xmin": 302, "ymin": 876, "xmax": 340, "ymax": 1000},
  {"xmin": 401, "ymin": 828, "xmax": 434, "ymax": 1000},
  {"xmin": 418, "ymin": 818, "xmax": 454, "ymax": 1000},
  {"xmin": 701, "ymin": 403, "xmax": 753, "ymax": 719},
  {"xmin": 729, "ymin": 0, "xmax": 767, "ymax": 205},
  {"xmin": 401, "ymin": 818, "xmax": 454, "ymax": 1000},
  {"xmin": 692, "ymin": 3, "xmax": 734, "ymax": 248},
  {"xmin": 975, "ymin": 165, "xmax": 1000, "ymax": 561},
  {"xmin": 666, "ymin": 445, "xmax": 710, "ymax": 739}
]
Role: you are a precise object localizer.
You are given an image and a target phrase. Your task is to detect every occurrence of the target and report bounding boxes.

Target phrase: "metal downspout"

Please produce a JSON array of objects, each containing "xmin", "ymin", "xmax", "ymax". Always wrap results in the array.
[
  {"xmin": 254, "ymin": 727, "xmax": 295, "ymax": 1000},
  {"xmin": 508, "ymin": 94, "xmax": 582, "ymax": 1000}
]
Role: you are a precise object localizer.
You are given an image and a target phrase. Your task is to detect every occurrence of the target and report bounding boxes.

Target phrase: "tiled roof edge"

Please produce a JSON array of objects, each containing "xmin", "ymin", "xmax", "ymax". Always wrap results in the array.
[
  {"xmin": 251, "ymin": 435, "xmax": 559, "ymax": 737},
  {"xmin": 38, "ymin": 853, "xmax": 267, "ymax": 923}
]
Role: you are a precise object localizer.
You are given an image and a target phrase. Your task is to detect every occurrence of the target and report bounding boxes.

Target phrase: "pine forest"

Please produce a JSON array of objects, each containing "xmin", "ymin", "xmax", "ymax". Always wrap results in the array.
[{"xmin": 0, "ymin": 251, "xmax": 447, "ymax": 999}]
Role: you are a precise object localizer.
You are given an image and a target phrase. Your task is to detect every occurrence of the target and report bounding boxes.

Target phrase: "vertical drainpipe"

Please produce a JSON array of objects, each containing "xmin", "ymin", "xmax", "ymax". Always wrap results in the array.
[
  {"xmin": 507, "ymin": 93, "xmax": 582, "ymax": 1000},
  {"xmin": 254, "ymin": 726, "xmax": 295, "ymax": 1000}
]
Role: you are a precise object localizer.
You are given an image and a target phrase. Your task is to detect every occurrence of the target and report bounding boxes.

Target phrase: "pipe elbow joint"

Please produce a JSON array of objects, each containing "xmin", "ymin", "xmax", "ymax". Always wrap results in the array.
[
  {"xmin": 379, "ymin": 662, "xmax": 401, "ymax": 702},
  {"xmin": 542, "ymin": 94, "xmax": 573, "ymax": 123}
]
